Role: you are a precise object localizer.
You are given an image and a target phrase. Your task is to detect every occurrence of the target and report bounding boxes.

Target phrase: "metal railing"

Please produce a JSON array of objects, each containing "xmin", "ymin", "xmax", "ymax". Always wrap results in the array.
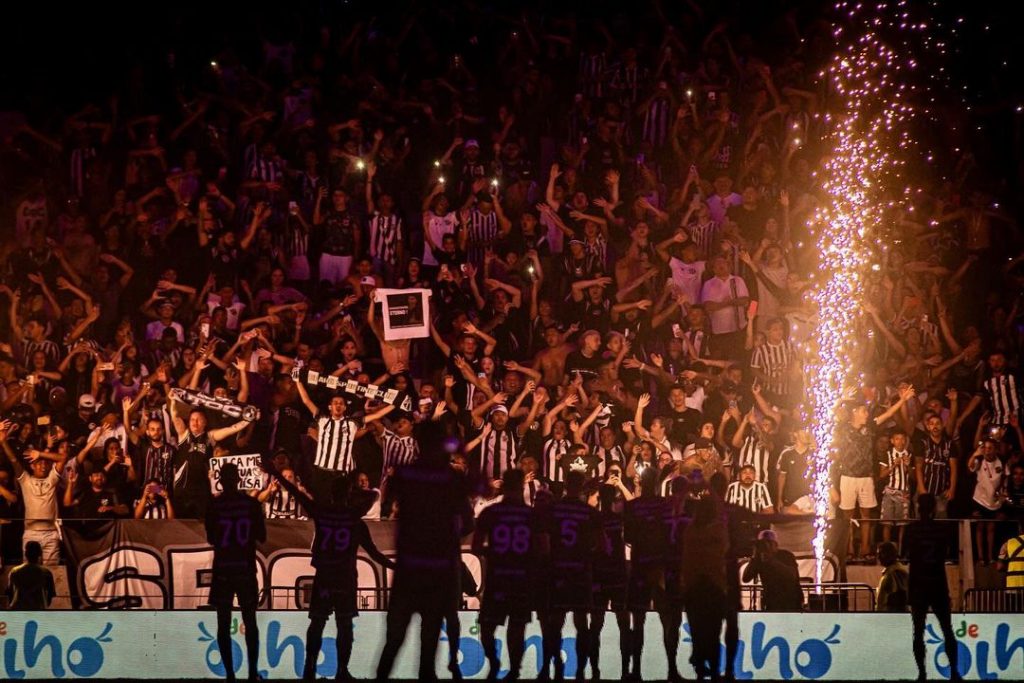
[
  {"xmin": 740, "ymin": 582, "xmax": 877, "ymax": 612},
  {"xmin": 962, "ymin": 587, "xmax": 1024, "ymax": 613}
]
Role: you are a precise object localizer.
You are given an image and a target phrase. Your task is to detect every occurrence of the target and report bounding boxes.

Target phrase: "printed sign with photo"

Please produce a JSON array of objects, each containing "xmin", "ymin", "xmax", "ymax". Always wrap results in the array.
[{"xmin": 375, "ymin": 287, "xmax": 431, "ymax": 340}]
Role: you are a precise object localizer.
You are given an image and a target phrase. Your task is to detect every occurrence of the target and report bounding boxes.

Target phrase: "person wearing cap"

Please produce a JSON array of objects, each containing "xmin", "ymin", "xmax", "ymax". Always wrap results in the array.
[
  {"xmin": 468, "ymin": 389, "xmax": 543, "ymax": 483},
  {"xmin": 835, "ymin": 384, "xmax": 915, "ymax": 562},
  {"xmin": 143, "ymin": 295, "xmax": 185, "ymax": 343},
  {"xmin": 741, "ymin": 529, "xmax": 803, "ymax": 611}
]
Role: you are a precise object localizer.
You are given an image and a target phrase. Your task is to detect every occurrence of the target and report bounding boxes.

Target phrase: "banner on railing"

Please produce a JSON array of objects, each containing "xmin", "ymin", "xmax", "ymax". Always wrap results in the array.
[{"xmin": 0, "ymin": 611, "xmax": 1020, "ymax": 679}]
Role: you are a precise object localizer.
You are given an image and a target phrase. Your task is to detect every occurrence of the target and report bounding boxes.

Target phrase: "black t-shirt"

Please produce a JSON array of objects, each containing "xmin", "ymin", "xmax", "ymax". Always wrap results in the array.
[
  {"xmin": 593, "ymin": 510, "xmax": 628, "ymax": 585},
  {"xmin": 777, "ymin": 446, "xmax": 811, "ymax": 504},
  {"xmin": 624, "ymin": 495, "xmax": 669, "ymax": 567},
  {"xmin": 74, "ymin": 486, "xmax": 124, "ymax": 519},
  {"xmin": 904, "ymin": 519, "xmax": 951, "ymax": 587},
  {"xmin": 564, "ymin": 350, "xmax": 603, "ymax": 380}
]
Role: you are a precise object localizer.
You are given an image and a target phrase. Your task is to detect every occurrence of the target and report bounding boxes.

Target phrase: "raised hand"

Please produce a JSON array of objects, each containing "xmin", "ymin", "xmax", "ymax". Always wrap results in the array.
[{"xmin": 637, "ymin": 393, "xmax": 651, "ymax": 410}]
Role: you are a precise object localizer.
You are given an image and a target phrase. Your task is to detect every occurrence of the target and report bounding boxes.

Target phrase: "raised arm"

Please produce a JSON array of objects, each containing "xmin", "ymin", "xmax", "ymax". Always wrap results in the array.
[{"xmin": 294, "ymin": 376, "xmax": 321, "ymax": 417}]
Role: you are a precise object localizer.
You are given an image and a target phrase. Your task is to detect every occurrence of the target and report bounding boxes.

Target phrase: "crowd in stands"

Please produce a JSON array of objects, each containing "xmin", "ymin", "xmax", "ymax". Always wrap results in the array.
[{"xmin": 0, "ymin": 2, "xmax": 1022, "ymax": 591}]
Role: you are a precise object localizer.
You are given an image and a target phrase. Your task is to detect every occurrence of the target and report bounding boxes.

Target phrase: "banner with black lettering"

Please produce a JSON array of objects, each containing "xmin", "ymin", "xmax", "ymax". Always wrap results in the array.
[
  {"xmin": 60, "ymin": 519, "xmax": 398, "ymax": 610},
  {"xmin": 290, "ymin": 367, "xmax": 414, "ymax": 412},
  {"xmin": 169, "ymin": 388, "xmax": 261, "ymax": 422}
]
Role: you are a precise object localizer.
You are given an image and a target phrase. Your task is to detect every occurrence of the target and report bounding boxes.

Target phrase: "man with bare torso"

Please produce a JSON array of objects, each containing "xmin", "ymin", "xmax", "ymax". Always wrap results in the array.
[{"xmin": 533, "ymin": 325, "xmax": 574, "ymax": 387}]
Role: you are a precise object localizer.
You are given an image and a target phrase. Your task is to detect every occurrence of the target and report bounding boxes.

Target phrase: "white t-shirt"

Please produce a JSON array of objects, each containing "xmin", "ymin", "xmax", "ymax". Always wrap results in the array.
[
  {"xmin": 145, "ymin": 320, "xmax": 185, "ymax": 343},
  {"xmin": 970, "ymin": 457, "xmax": 1005, "ymax": 511},
  {"xmin": 206, "ymin": 297, "xmax": 247, "ymax": 331},
  {"xmin": 423, "ymin": 211, "xmax": 459, "ymax": 266},
  {"xmin": 669, "ymin": 258, "xmax": 706, "ymax": 307},
  {"xmin": 701, "ymin": 275, "xmax": 749, "ymax": 334},
  {"xmin": 19, "ymin": 468, "xmax": 61, "ymax": 530}
]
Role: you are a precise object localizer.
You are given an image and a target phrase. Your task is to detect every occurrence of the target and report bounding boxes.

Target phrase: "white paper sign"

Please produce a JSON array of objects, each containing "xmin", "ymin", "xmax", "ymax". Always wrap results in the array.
[
  {"xmin": 208, "ymin": 454, "xmax": 266, "ymax": 493},
  {"xmin": 375, "ymin": 287, "xmax": 431, "ymax": 340}
]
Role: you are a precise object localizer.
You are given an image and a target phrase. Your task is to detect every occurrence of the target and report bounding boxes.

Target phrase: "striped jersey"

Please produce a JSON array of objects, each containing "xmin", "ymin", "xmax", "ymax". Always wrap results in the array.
[
  {"xmin": 687, "ymin": 220, "xmax": 719, "ymax": 259},
  {"xmin": 314, "ymin": 416, "xmax": 359, "ymax": 472},
  {"xmin": 478, "ymin": 426, "xmax": 520, "ymax": 481},
  {"xmin": 879, "ymin": 448, "xmax": 912, "ymax": 492},
  {"xmin": 982, "ymin": 373, "xmax": 1021, "ymax": 425},
  {"xmin": 542, "ymin": 437, "xmax": 571, "ymax": 483},
  {"xmin": 730, "ymin": 434, "xmax": 773, "ymax": 484},
  {"xmin": 725, "ymin": 481, "xmax": 773, "ymax": 513},
  {"xmin": 135, "ymin": 498, "xmax": 170, "ymax": 520},
  {"xmin": 750, "ymin": 341, "xmax": 797, "ymax": 398},
  {"xmin": 369, "ymin": 212, "xmax": 402, "ymax": 266},
  {"xmin": 593, "ymin": 445, "xmax": 626, "ymax": 478},
  {"xmin": 21, "ymin": 338, "xmax": 62, "ymax": 367},
  {"xmin": 264, "ymin": 487, "xmax": 306, "ymax": 520},
  {"xmin": 465, "ymin": 208, "xmax": 499, "ymax": 266},
  {"xmin": 381, "ymin": 429, "xmax": 419, "ymax": 481}
]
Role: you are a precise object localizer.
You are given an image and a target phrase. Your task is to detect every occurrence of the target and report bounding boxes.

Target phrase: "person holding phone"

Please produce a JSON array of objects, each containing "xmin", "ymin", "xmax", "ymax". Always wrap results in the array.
[{"xmin": 134, "ymin": 478, "xmax": 174, "ymax": 519}]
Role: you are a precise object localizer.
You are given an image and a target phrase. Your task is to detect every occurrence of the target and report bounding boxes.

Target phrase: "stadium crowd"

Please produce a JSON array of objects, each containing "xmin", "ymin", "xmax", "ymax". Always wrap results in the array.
[{"xmin": 0, "ymin": 1, "xmax": 1022, "ymax": 595}]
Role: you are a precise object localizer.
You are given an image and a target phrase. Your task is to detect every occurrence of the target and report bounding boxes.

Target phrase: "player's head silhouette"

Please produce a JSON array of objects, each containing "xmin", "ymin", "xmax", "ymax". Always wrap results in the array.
[
  {"xmin": 501, "ymin": 468, "xmax": 525, "ymax": 501},
  {"xmin": 220, "ymin": 463, "xmax": 241, "ymax": 493},
  {"xmin": 638, "ymin": 465, "xmax": 659, "ymax": 497},
  {"xmin": 598, "ymin": 483, "xmax": 618, "ymax": 511},
  {"xmin": 565, "ymin": 470, "xmax": 585, "ymax": 499}
]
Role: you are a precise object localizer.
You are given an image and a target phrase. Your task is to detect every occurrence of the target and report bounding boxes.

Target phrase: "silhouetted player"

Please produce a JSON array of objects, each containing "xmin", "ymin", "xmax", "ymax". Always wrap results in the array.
[
  {"xmin": 376, "ymin": 417, "xmax": 473, "ymax": 681},
  {"xmin": 473, "ymin": 469, "xmax": 543, "ymax": 680},
  {"xmin": 708, "ymin": 470, "xmax": 753, "ymax": 681},
  {"xmin": 539, "ymin": 471, "xmax": 599, "ymax": 680},
  {"xmin": 622, "ymin": 466, "xmax": 668, "ymax": 681},
  {"xmin": 206, "ymin": 463, "xmax": 266, "ymax": 682},
  {"xmin": 266, "ymin": 464, "xmax": 395, "ymax": 680},
  {"xmin": 905, "ymin": 493, "xmax": 961, "ymax": 682},
  {"xmin": 660, "ymin": 477, "xmax": 692, "ymax": 683},
  {"xmin": 589, "ymin": 484, "xmax": 630, "ymax": 681}
]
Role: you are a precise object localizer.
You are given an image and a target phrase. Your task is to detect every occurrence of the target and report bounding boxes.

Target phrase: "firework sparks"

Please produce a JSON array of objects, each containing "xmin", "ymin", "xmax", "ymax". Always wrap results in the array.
[{"xmin": 805, "ymin": 3, "xmax": 918, "ymax": 585}]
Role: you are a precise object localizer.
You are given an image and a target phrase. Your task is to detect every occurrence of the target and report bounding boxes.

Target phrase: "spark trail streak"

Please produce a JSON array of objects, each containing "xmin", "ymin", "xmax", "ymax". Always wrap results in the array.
[{"xmin": 806, "ymin": 3, "xmax": 917, "ymax": 584}]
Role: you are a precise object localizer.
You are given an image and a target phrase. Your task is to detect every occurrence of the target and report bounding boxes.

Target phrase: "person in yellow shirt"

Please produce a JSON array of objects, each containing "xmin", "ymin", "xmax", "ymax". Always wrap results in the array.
[{"xmin": 996, "ymin": 523, "xmax": 1024, "ymax": 589}]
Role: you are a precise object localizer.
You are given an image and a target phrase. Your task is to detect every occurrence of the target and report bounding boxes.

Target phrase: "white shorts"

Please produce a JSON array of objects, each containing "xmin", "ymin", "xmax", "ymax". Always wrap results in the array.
[
  {"xmin": 23, "ymin": 527, "xmax": 62, "ymax": 566},
  {"xmin": 839, "ymin": 475, "xmax": 877, "ymax": 511},
  {"xmin": 790, "ymin": 494, "xmax": 815, "ymax": 513},
  {"xmin": 319, "ymin": 254, "xmax": 353, "ymax": 285},
  {"xmin": 287, "ymin": 255, "xmax": 310, "ymax": 281}
]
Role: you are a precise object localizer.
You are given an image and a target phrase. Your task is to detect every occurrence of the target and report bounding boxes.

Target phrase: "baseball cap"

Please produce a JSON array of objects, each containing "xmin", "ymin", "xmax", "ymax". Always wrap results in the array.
[
  {"xmin": 78, "ymin": 394, "xmax": 96, "ymax": 410},
  {"xmin": 757, "ymin": 529, "xmax": 779, "ymax": 542},
  {"xmin": 360, "ymin": 276, "xmax": 377, "ymax": 286},
  {"xmin": 489, "ymin": 404, "xmax": 509, "ymax": 416},
  {"xmin": 464, "ymin": 139, "xmax": 480, "ymax": 149},
  {"xmin": 568, "ymin": 238, "xmax": 585, "ymax": 247}
]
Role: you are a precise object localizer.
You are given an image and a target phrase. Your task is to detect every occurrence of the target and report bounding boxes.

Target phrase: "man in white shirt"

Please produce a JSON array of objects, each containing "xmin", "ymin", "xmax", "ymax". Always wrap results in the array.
[
  {"xmin": 667, "ymin": 240, "xmax": 706, "ymax": 306},
  {"xmin": 2, "ymin": 420, "xmax": 66, "ymax": 565},
  {"xmin": 706, "ymin": 174, "xmax": 742, "ymax": 223},
  {"xmin": 700, "ymin": 256, "xmax": 750, "ymax": 359},
  {"xmin": 206, "ymin": 284, "xmax": 247, "ymax": 332}
]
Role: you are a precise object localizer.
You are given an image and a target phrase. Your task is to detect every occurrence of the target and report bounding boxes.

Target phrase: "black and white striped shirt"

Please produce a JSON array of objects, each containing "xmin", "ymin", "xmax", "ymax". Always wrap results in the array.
[
  {"xmin": 750, "ymin": 341, "xmax": 797, "ymax": 398},
  {"xmin": 542, "ymin": 437, "xmax": 571, "ymax": 483},
  {"xmin": 264, "ymin": 487, "xmax": 306, "ymax": 520},
  {"xmin": 478, "ymin": 426, "xmax": 520, "ymax": 481},
  {"xmin": 314, "ymin": 416, "xmax": 359, "ymax": 472},
  {"xmin": 725, "ymin": 481, "xmax": 773, "ymax": 513},
  {"xmin": 641, "ymin": 97, "xmax": 672, "ymax": 147},
  {"xmin": 21, "ymin": 338, "xmax": 62, "ymax": 368},
  {"xmin": 983, "ymin": 372, "xmax": 1021, "ymax": 426},
  {"xmin": 578, "ymin": 52, "xmax": 608, "ymax": 99},
  {"xmin": 730, "ymin": 434, "xmax": 773, "ymax": 484},
  {"xmin": 135, "ymin": 498, "xmax": 170, "ymax": 520},
  {"xmin": 687, "ymin": 220, "xmax": 719, "ymax": 259},
  {"xmin": 880, "ymin": 448, "xmax": 912, "ymax": 492},
  {"xmin": 369, "ymin": 212, "xmax": 402, "ymax": 266},
  {"xmin": 593, "ymin": 445, "xmax": 626, "ymax": 478},
  {"xmin": 141, "ymin": 440, "xmax": 176, "ymax": 491},
  {"xmin": 280, "ymin": 221, "xmax": 309, "ymax": 259},
  {"xmin": 382, "ymin": 429, "xmax": 419, "ymax": 481},
  {"xmin": 465, "ymin": 209, "xmax": 499, "ymax": 266}
]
